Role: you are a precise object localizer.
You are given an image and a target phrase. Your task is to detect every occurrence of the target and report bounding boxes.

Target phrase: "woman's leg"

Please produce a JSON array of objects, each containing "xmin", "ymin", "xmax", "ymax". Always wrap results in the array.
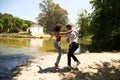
[
  {"xmin": 54, "ymin": 42, "xmax": 62, "ymax": 66},
  {"xmin": 55, "ymin": 46, "xmax": 61, "ymax": 64}
]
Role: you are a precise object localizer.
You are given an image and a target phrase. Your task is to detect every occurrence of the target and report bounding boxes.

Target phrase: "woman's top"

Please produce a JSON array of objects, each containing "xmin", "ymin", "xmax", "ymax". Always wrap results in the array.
[{"xmin": 56, "ymin": 35, "xmax": 61, "ymax": 41}]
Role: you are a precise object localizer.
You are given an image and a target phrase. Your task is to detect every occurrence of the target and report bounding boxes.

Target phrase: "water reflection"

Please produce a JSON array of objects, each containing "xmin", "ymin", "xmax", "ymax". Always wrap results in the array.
[
  {"xmin": 0, "ymin": 38, "xmax": 89, "ymax": 54},
  {"xmin": 30, "ymin": 39, "xmax": 44, "ymax": 48}
]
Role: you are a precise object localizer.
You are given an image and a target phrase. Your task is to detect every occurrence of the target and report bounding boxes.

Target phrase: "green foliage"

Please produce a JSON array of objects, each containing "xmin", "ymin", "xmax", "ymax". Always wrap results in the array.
[
  {"xmin": 0, "ymin": 16, "xmax": 3, "ymax": 32},
  {"xmin": 38, "ymin": 0, "xmax": 68, "ymax": 33},
  {"xmin": 0, "ymin": 13, "xmax": 34, "ymax": 33},
  {"xmin": 22, "ymin": 23, "xmax": 28, "ymax": 31},
  {"xmin": 24, "ymin": 20, "xmax": 34, "ymax": 27},
  {"xmin": 0, "ymin": 23, "xmax": 3, "ymax": 32},
  {"xmin": 76, "ymin": 10, "xmax": 92, "ymax": 37},
  {"xmin": 90, "ymin": 0, "xmax": 120, "ymax": 51}
]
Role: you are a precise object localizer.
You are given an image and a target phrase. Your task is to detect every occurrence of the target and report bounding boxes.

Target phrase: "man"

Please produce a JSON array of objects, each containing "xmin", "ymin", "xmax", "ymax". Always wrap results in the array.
[{"xmin": 65, "ymin": 24, "xmax": 80, "ymax": 68}]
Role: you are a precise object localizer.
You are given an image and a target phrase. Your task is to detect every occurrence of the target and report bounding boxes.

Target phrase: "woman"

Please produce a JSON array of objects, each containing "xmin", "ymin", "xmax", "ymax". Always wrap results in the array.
[{"xmin": 49, "ymin": 24, "xmax": 71, "ymax": 68}]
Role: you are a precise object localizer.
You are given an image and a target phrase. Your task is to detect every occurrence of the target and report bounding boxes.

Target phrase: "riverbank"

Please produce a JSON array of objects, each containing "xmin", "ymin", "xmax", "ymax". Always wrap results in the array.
[
  {"xmin": 0, "ymin": 33, "xmax": 50, "ymax": 38},
  {"xmin": 12, "ymin": 52, "xmax": 120, "ymax": 80}
]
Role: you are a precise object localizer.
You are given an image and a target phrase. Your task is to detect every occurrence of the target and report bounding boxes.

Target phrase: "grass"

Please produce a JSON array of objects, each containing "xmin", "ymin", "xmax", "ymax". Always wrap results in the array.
[
  {"xmin": 79, "ymin": 35, "xmax": 93, "ymax": 45},
  {"xmin": 0, "ymin": 33, "xmax": 44, "ymax": 38}
]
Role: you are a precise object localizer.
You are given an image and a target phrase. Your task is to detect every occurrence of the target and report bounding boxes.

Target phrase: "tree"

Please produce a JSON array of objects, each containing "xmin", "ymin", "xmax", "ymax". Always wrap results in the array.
[
  {"xmin": 0, "ymin": 13, "xmax": 34, "ymax": 33},
  {"xmin": 0, "ymin": 13, "xmax": 3, "ymax": 32},
  {"xmin": 24, "ymin": 20, "xmax": 34, "ymax": 27},
  {"xmin": 76, "ymin": 10, "xmax": 92, "ymax": 37},
  {"xmin": 0, "ymin": 23, "xmax": 3, "ymax": 32},
  {"xmin": 2, "ymin": 13, "xmax": 14, "ymax": 32},
  {"xmin": 37, "ymin": 0, "xmax": 68, "ymax": 33},
  {"xmin": 90, "ymin": 0, "xmax": 120, "ymax": 51}
]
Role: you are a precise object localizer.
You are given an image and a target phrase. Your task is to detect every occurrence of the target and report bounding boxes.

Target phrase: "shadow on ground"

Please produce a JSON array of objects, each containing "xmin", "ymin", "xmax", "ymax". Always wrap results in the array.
[
  {"xmin": 38, "ymin": 66, "xmax": 79, "ymax": 73},
  {"xmin": 61, "ymin": 60, "xmax": 120, "ymax": 80},
  {"xmin": 38, "ymin": 60, "xmax": 120, "ymax": 80}
]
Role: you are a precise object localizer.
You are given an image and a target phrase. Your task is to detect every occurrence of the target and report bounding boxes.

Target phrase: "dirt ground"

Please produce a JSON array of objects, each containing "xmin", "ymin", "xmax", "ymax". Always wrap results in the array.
[{"xmin": 13, "ymin": 52, "xmax": 120, "ymax": 80}]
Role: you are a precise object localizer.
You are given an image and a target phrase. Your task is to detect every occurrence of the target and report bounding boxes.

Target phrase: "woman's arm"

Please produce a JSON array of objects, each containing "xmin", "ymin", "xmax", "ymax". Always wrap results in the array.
[
  {"xmin": 49, "ymin": 32, "xmax": 54, "ymax": 40},
  {"xmin": 59, "ymin": 30, "xmax": 72, "ymax": 35}
]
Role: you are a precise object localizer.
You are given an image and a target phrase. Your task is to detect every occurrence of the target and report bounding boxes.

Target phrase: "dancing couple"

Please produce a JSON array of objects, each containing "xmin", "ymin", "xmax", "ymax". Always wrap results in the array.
[{"xmin": 49, "ymin": 24, "xmax": 80, "ymax": 69}]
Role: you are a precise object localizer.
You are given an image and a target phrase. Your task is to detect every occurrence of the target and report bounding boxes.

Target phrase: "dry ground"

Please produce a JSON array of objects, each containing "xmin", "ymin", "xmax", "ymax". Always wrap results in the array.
[{"xmin": 13, "ymin": 52, "xmax": 120, "ymax": 80}]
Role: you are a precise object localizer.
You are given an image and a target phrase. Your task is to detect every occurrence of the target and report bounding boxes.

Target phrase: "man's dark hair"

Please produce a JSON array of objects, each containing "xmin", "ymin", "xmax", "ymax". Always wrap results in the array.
[{"xmin": 66, "ymin": 24, "xmax": 72, "ymax": 28}]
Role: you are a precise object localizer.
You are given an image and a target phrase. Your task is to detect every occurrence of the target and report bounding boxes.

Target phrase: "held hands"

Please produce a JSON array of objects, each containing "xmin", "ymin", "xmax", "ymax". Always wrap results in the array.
[
  {"xmin": 59, "ymin": 30, "xmax": 72, "ymax": 35},
  {"xmin": 66, "ymin": 38, "xmax": 70, "ymax": 43}
]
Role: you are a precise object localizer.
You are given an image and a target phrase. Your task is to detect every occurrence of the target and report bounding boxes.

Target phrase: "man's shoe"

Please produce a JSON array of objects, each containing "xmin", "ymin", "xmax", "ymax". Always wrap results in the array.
[
  {"xmin": 76, "ymin": 61, "xmax": 80, "ymax": 66},
  {"xmin": 64, "ymin": 65, "xmax": 71, "ymax": 69}
]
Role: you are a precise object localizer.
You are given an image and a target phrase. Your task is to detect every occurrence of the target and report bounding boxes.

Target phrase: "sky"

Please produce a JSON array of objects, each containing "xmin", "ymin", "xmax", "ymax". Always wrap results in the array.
[{"xmin": 0, "ymin": 0, "xmax": 92, "ymax": 24}]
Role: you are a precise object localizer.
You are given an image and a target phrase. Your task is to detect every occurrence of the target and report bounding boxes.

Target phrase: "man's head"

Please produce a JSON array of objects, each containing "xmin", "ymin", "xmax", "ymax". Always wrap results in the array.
[{"xmin": 66, "ymin": 24, "xmax": 72, "ymax": 31}]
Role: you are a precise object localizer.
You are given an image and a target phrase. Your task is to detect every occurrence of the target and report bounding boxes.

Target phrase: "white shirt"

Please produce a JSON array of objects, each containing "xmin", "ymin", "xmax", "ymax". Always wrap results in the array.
[{"xmin": 67, "ymin": 30, "xmax": 78, "ymax": 43}]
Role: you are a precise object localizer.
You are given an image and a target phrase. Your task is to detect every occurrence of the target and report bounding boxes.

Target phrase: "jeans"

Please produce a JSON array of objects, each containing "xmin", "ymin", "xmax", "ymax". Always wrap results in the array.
[
  {"xmin": 54, "ymin": 41, "xmax": 62, "ymax": 64},
  {"xmin": 67, "ymin": 42, "xmax": 79, "ymax": 66}
]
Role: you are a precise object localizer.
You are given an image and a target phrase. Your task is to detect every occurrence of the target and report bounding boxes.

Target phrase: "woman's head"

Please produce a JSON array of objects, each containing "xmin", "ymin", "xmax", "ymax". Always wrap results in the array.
[{"xmin": 54, "ymin": 24, "xmax": 62, "ymax": 32}]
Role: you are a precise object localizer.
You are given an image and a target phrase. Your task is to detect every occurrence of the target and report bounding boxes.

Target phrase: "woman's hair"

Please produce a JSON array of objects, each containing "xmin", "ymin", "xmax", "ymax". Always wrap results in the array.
[{"xmin": 54, "ymin": 24, "xmax": 62, "ymax": 32}]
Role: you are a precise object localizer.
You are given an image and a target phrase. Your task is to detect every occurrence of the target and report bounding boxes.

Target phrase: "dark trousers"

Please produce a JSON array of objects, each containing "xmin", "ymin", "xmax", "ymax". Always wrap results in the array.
[{"xmin": 67, "ymin": 42, "xmax": 79, "ymax": 66}]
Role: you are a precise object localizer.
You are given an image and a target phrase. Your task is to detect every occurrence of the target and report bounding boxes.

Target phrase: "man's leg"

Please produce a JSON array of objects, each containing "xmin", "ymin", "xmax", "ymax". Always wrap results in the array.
[
  {"xmin": 67, "ymin": 43, "xmax": 78, "ymax": 66},
  {"xmin": 71, "ymin": 43, "xmax": 79, "ymax": 62}
]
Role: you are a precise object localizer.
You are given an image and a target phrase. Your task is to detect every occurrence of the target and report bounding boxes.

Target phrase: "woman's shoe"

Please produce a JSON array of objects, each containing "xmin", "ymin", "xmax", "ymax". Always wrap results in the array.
[{"xmin": 55, "ymin": 63, "xmax": 59, "ymax": 69}]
